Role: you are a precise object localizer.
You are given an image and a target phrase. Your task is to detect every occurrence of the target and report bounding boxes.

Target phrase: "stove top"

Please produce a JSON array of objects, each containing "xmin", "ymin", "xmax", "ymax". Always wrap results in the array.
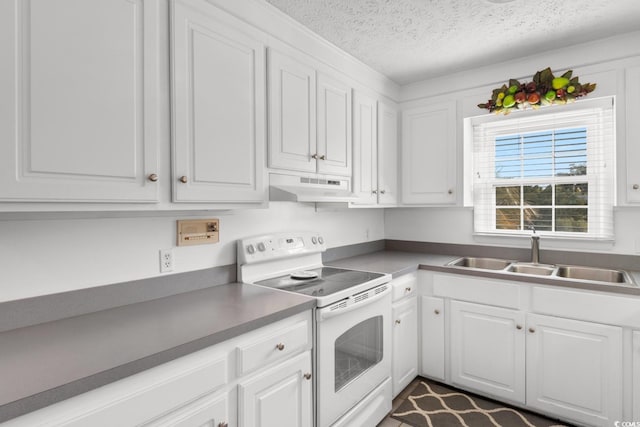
[{"xmin": 255, "ymin": 267, "xmax": 386, "ymax": 299}]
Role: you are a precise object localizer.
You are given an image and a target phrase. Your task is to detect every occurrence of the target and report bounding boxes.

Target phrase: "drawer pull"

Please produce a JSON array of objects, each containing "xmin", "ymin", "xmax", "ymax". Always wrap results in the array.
[
  {"xmin": 395, "ymin": 319, "xmax": 401, "ymax": 324},
  {"xmin": 304, "ymin": 372, "xmax": 312, "ymax": 380},
  {"xmin": 634, "ymin": 184, "xmax": 639, "ymax": 190},
  {"xmin": 529, "ymin": 327, "xmax": 536, "ymax": 333},
  {"xmin": 434, "ymin": 309, "xmax": 440, "ymax": 315},
  {"xmin": 516, "ymin": 325, "xmax": 523, "ymax": 330},
  {"xmin": 147, "ymin": 173, "xmax": 158, "ymax": 182},
  {"xmin": 405, "ymin": 287, "xmax": 412, "ymax": 292},
  {"xmin": 276, "ymin": 343, "xmax": 285, "ymax": 351},
  {"xmin": 179, "ymin": 176, "xmax": 188, "ymax": 183},
  {"xmin": 218, "ymin": 423, "xmax": 228, "ymax": 427}
]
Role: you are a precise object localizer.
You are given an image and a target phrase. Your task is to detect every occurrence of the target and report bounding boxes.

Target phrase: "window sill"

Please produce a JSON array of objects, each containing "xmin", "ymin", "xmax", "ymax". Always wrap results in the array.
[{"xmin": 473, "ymin": 232, "xmax": 615, "ymax": 251}]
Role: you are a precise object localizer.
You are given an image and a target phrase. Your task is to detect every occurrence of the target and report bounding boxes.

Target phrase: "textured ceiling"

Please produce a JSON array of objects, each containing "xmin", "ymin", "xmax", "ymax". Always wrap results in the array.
[{"xmin": 265, "ymin": 0, "xmax": 640, "ymax": 85}]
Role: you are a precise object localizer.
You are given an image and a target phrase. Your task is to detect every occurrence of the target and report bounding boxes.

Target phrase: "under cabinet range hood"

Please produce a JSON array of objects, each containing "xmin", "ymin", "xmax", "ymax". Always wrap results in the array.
[{"xmin": 269, "ymin": 173, "xmax": 358, "ymax": 203}]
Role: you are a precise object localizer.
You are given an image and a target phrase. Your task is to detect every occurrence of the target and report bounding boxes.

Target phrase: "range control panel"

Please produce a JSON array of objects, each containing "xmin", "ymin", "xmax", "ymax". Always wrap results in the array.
[{"xmin": 237, "ymin": 231, "xmax": 326, "ymax": 265}]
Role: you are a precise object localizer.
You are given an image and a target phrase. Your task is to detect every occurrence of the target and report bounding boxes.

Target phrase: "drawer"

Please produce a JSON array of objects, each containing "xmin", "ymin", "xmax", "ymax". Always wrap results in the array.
[
  {"xmin": 391, "ymin": 272, "xmax": 418, "ymax": 302},
  {"xmin": 236, "ymin": 318, "xmax": 310, "ymax": 376},
  {"xmin": 433, "ymin": 273, "xmax": 521, "ymax": 309}
]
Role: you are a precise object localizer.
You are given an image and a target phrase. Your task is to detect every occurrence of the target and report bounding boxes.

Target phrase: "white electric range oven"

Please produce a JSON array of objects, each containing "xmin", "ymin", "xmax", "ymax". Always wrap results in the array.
[{"xmin": 238, "ymin": 232, "xmax": 392, "ymax": 427}]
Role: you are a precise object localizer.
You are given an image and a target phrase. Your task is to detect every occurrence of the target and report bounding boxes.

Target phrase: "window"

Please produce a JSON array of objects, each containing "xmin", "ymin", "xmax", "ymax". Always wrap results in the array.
[{"xmin": 470, "ymin": 97, "xmax": 615, "ymax": 239}]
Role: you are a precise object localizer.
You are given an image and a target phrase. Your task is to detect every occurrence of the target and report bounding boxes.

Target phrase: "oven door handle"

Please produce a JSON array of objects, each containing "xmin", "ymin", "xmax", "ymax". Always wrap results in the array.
[{"xmin": 317, "ymin": 284, "xmax": 390, "ymax": 321}]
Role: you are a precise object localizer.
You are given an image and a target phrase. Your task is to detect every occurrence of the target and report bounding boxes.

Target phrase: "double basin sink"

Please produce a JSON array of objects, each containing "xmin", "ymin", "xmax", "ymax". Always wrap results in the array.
[{"xmin": 448, "ymin": 257, "xmax": 636, "ymax": 286}]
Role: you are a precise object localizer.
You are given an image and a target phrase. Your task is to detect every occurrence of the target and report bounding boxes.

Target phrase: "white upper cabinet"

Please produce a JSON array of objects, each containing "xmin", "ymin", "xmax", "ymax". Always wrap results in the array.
[
  {"xmin": 352, "ymin": 91, "xmax": 378, "ymax": 204},
  {"xmin": 268, "ymin": 49, "xmax": 317, "ymax": 174},
  {"xmin": 626, "ymin": 65, "xmax": 640, "ymax": 204},
  {"xmin": 171, "ymin": 0, "xmax": 266, "ymax": 203},
  {"xmin": 377, "ymin": 100, "xmax": 399, "ymax": 206},
  {"xmin": 317, "ymin": 73, "xmax": 352, "ymax": 176},
  {"xmin": 268, "ymin": 50, "xmax": 352, "ymax": 177},
  {"xmin": 401, "ymin": 101, "xmax": 457, "ymax": 205},
  {"xmin": 0, "ymin": 0, "xmax": 161, "ymax": 203},
  {"xmin": 634, "ymin": 331, "xmax": 640, "ymax": 420},
  {"xmin": 352, "ymin": 96, "xmax": 399, "ymax": 206}
]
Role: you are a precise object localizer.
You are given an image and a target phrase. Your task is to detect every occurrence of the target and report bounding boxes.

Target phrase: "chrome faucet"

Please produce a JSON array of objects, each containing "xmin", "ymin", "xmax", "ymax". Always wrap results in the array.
[{"xmin": 530, "ymin": 226, "xmax": 540, "ymax": 264}]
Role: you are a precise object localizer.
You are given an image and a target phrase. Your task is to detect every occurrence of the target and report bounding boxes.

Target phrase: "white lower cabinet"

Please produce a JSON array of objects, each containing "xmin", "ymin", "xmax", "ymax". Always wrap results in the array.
[
  {"xmin": 450, "ymin": 300, "xmax": 526, "ymax": 404},
  {"xmin": 144, "ymin": 388, "xmax": 234, "ymax": 427},
  {"xmin": 526, "ymin": 313, "xmax": 623, "ymax": 427},
  {"xmin": 420, "ymin": 296, "xmax": 445, "ymax": 381},
  {"xmin": 239, "ymin": 351, "xmax": 312, "ymax": 427},
  {"xmin": 392, "ymin": 296, "xmax": 418, "ymax": 397}
]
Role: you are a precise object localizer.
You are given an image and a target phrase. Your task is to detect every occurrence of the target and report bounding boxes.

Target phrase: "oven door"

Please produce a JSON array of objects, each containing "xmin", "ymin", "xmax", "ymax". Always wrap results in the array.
[{"xmin": 316, "ymin": 283, "xmax": 391, "ymax": 427}]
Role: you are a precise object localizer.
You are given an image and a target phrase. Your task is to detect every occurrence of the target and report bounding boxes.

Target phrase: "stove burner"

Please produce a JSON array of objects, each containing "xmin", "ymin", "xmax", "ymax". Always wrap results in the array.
[{"xmin": 290, "ymin": 270, "xmax": 319, "ymax": 280}]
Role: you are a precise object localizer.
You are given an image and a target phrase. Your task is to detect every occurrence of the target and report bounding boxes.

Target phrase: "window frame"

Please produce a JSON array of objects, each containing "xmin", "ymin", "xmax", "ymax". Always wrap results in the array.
[{"xmin": 469, "ymin": 97, "xmax": 615, "ymax": 240}]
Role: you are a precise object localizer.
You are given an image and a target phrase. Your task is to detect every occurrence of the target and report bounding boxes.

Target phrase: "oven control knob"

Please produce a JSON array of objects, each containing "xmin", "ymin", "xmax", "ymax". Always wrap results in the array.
[
  {"xmin": 318, "ymin": 236, "xmax": 324, "ymax": 244},
  {"xmin": 257, "ymin": 242, "xmax": 266, "ymax": 252},
  {"xmin": 246, "ymin": 244, "xmax": 255, "ymax": 254},
  {"xmin": 311, "ymin": 236, "xmax": 317, "ymax": 244}
]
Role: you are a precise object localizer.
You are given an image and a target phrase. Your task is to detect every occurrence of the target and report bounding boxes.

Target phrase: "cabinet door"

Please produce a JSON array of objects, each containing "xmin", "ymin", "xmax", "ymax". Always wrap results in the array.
[
  {"xmin": 392, "ymin": 296, "xmax": 418, "ymax": 397},
  {"xmin": 450, "ymin": 300, "xmax": 525, "ymax": 404},
  {"xmin": 526, "ymin": 313, "xmax": 623, "ymax": 426},
  {"xmin": 317, "ymin": 73, "xmax": 352, "ymax": 176},
  {"xmin": 0, "ymin": 0, "xmax": 159, "ymax": 202},
  {"xmin": 401, "ymin": 101, "xmax": 456, "ymax": 204},
  {"xmin": 171, "ymin": 0, "xmax": 265, "ymax": 203},
  {"xmin": 352, "ymin": 91, "xmax": 378, "ymax": 204},
  {"xmin": 239, "ymin": 351, "xmax": 312, "ymax": 427},
  {"xmin": 626, "ymin": 66, "xmax": 640, "ymax": 203},
  {"xmin": 420, "ymin": 296, "xmax": 445, "ymax": 381},
  {"xmin": 377, "ymin": 100, "xmax": 399, "ymax": 206},
  {"xmin": 268, "ymin": 49, "xmax": 317, "ymax": 174},
  {"xmin": 634, "ymin": 331, "xmax": 640, "ymax": 420},
  {"xmin": 144, "ymin": 389, "xmax": 234, "ymax": 427}
]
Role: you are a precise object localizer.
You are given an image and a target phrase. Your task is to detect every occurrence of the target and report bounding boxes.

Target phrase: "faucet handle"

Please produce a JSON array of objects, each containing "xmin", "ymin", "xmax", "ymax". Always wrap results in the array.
[{"xmin": 528, "ymin": 224, "xmax": 536, "ymax": 233}]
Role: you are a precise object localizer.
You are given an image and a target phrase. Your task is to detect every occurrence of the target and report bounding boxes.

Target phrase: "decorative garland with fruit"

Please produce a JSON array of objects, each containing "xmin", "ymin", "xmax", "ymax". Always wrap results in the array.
[{"xmin": 477, "ymin": 67, "xmax": 596, "ymax": 115}]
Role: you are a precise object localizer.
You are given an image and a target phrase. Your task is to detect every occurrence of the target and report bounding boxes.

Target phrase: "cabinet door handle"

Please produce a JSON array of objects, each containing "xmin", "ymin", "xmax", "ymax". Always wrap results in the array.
[
  {"xmin": 634, "ymin": 184, "xmax": 639, "ymax": 190},
  {"xmin": 516, "ymin": 325, "xmax": 523, "ymax": 330},
  {"xmin": 319, "ymin": 155, "xmax": 326, "ymax": 160},
  {"xmin": 372, "ymin": 190, "xmax": 378, "ymax": 194},
  {"xmin": 434, "ymin": 309, "xmax": 440, "ymax": 315},
  {"xmin": 529, "ymin": 327, "xmax": 536, "ymax": 333},
  {"xmin": 276, "ymin": 343, "xmax": 285, "ymax": 351},
  {"xmin": 395, "ymin": 319, "xmax": 401, "ymax": 324},
  {"xmin": 447, "ymin": 189, "xmax": 453, "ymax": 195},
  {"xmin": 304, "ymin": 372, "xmax": 312, "ymax": 380},
  {"xmin": 147, "ymin": 173, "xmax": 158, "ymax": 182},
  {"xmin": 218, "ymin": 423, "xmax": 228, "ymax": 427},
  {"xmin": 380, "ymin": 190, "xmax": 386, "ymax": 194},
  {"xmin": 405, "ymin": 287, "xmax": 412, "ymax": 292},
  {"xmin": 311, "ymin": 154, "xmax": 318, "ymax": 159},
  {"xmin": 179, "ymin": 176, "xmax": 188, "ymax": 183}
]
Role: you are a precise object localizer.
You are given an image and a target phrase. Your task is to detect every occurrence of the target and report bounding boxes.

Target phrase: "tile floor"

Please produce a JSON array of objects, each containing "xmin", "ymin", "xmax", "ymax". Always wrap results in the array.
[{"xmin": 376, "ymin": 377, "xmax": 422, "ymax": 427}]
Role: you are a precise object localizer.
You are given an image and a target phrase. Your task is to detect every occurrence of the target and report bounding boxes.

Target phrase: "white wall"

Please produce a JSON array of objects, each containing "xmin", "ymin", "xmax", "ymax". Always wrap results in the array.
[
  {"xmin": 0, "ymin": 203, "xmax": 383, "ymax": 302},
  {"xmin": 385, "ymin": 207, "xmax": 640, "ymax": 255}
]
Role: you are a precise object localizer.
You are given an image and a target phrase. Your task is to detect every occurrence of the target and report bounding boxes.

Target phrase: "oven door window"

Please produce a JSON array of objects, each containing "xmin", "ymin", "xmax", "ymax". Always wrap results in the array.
[{"xmin": 334, "ymin": 316, "xmax": 383, "ymax": 392}]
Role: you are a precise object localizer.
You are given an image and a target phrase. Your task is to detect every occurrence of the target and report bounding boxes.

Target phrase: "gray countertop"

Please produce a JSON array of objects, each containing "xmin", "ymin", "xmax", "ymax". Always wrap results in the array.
[
  {"xmin": 0, "ymin": 283, "xmax": 315, "ymax": 422},
  {"xmin": 327, "ymin": 250, "xmax": 640, "ymax": 296}
]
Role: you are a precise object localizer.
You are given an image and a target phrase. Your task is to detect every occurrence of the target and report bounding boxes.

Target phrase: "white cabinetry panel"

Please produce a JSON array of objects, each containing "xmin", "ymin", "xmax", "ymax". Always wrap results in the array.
[
  {"xmin": 317, "ymin": 73, "xmax": 352, "ymax": 176},
  {"xmin": 392, "ymin": 296, "xmax": 418, "ymax": 397},
  {"xmin": 239, "ymin": 351, "xmax": 312, "ymax": 427},
  {"xmin": 634, "ymin": 331, "xmax": 640, "ymax": 420},
  {"xmin": 377, "ymin": 100, "xmax": 399, "ymax": 206},
  {"xmin": 626, "ymin": 66, "xmax": 640, "ymax": 203},
  {"xmin": 420, "ymin": 296, "xmax": 445, "ymax": 381},
  {"xmin": 171, "ymin": 0, "xmax": 265, "ymax": 203},
  {"xmin": 268, "ymin": 49, "xmax": 317, "ymax": 174},
  {"xmin": 401, "ymin": 101, "xmax": 456, "ymax": 204},
  {"xmin": 0, "ymin": 0, "xmax": 160, "ymax": 202},
  {"xmin": 526, "ymin": 313, "xmax": 623, "ymax": 426},
  {"xmin": 353, "ymin": 91, "xmax": 378, "ymax": 204},
  {"xmin": 450, "ymin": 300, "xmax": 525, "ymax": 404}
]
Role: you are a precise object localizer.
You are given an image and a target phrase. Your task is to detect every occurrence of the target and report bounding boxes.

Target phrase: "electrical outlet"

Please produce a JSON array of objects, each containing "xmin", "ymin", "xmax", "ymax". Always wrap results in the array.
[{"xmin": 159, "ymin": 249, "xmax": 173, "ymax": 273}]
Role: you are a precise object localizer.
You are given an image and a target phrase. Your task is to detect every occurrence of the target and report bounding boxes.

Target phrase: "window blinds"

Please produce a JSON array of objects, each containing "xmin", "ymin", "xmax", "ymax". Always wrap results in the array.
[{"xmin": 470, "ymin": 97, "xmax": 615, "ymax": 239}]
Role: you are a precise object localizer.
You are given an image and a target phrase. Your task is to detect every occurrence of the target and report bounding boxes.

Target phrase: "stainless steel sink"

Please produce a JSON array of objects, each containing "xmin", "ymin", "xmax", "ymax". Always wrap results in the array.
[
  {"xmin": 507, "ymin": 263, "xmax": 555, "ymax": 276},
  {"xmin": 449, "ymin": 257, "xmax": 512, "ymax": 270},
  {"xmin": 447, "ymin": 256, "xmax": 636, "ymax": 286},
  {"xmin": 555, "ymin": 265, "xmax": 633, "ymax": 284}
]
